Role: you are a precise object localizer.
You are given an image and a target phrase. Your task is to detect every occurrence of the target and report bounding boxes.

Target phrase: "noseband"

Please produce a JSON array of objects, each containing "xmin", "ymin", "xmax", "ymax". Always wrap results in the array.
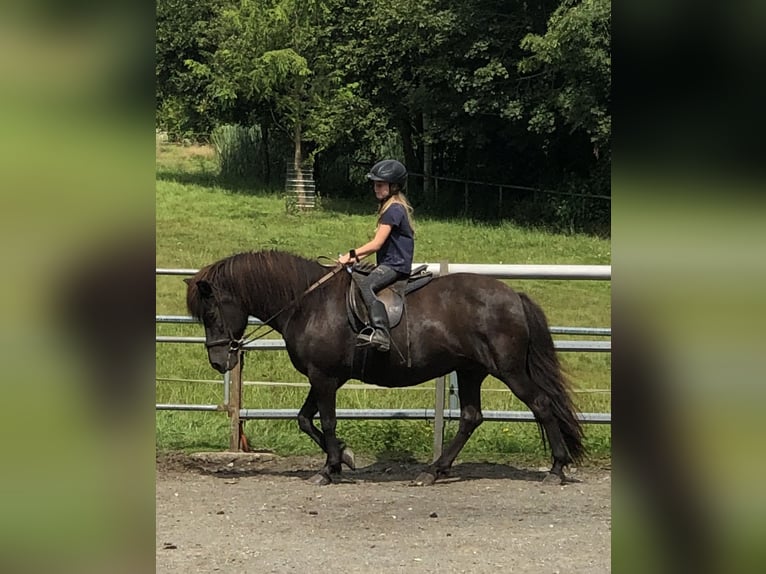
[{"xmin": 205, "ymin": 337, "xmax": 242, "ymax": 351}]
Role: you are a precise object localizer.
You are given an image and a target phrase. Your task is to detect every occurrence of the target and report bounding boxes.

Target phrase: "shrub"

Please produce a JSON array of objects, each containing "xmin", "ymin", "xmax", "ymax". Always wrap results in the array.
[{"xmin": 211, "ymin": 124, "xmax": 261, "ymax": 181}]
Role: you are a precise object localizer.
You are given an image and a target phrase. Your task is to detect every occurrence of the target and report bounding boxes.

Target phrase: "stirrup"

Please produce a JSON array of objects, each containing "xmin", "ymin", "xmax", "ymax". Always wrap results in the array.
[
  {"xmin": 356, "ymin": 327, "xmax": 390, "ymax": 352},
  {"xmin": 356, "ymin": 326, "xmax": 376, "ymax": 348}
]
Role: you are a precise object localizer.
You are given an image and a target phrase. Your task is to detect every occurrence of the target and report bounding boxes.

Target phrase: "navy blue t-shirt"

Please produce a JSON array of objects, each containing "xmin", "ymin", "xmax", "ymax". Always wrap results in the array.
[{"xmin": 377, "ymin": 203, "xmax": 414, "ymax": 274}]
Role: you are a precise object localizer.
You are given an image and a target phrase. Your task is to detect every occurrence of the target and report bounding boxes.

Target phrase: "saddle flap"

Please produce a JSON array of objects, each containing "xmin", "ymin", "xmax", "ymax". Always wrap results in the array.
[
  {"xmin": 347, "ymin": 279, "xmax": 405, "ymax": 329},
  {"xmin": 377, "ymin": 279, "xmax": 407, "ymax": 326},
  {"xmin": 346, "ymin": 267, "xmax": 433, "ymax": 332}
]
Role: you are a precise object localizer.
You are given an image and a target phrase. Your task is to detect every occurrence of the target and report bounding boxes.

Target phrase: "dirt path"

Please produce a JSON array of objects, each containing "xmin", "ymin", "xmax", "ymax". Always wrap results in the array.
[{"xmin": 156, "ymin": 453, "xmax": 611, "ymax": 573}]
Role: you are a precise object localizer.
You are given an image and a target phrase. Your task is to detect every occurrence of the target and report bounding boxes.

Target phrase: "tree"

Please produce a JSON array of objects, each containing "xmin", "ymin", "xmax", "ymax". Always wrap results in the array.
[
  {"xmin": 156, "ymin": 0, "xmax": 222, "ymax": 138},
  {"xmin": 183, "ymin": 1, "xmax": 375, "ymax": 185},
  {"xmin": 516, "ymin": 0, "xmax": 611, "ymax": 157},
  {"xmin": 331, "ymin": 1, "xmax": 460, "ymax": 173}
]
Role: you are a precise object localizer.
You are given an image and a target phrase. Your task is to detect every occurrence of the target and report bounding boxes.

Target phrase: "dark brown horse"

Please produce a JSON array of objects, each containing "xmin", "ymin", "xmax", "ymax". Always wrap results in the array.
[{"xmin": 185, "ymin": 250, "xmax": 584, "ymax": 485}]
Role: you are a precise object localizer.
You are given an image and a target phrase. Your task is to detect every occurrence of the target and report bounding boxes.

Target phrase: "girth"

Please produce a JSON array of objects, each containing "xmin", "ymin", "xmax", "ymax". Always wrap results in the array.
[{"xmin": 346, "ymin": 264, "xmax": 433, "ymax": 332}]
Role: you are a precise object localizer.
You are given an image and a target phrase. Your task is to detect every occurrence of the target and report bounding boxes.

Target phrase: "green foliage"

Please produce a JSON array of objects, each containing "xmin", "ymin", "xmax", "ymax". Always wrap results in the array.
[
  {"xmin": 518, "ymin": 0, "xmax": 611, "ymax": 150},
  {"xmin": 156, "ymin": 0, "xmax": 223, "ymax": 137},
  {"xmin": 210, "ymin": 124, "xmax": 259, "ymax": 181}
]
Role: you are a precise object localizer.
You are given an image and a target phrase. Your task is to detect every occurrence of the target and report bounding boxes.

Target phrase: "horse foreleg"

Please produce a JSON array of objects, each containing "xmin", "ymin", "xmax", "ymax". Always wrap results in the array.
[
  {"xmin": 297, "ymin": 389, "xmax": 355, "ymax": 470},
  {"xmin": 305, "ymin": 377, "xmax": 344, "ymax": 485},
  {"xmin": 413, "ymin": 372, "xmax": 485, "ymax": 486}
]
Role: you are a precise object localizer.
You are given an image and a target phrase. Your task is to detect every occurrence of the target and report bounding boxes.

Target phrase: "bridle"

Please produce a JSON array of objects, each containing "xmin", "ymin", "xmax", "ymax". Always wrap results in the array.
[
  {"xmin": 201, "ymin": 258, "xmax": 346, "ymax": 366},
  {"xmin": 202, "ymin": 288, "xmax": 246, "ymax": 371}
]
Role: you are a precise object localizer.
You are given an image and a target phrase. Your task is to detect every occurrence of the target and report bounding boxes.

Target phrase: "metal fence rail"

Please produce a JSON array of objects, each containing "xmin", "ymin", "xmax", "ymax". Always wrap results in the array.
[
  {"xmin": 156, "ymin": 334, "xmax": 610, "ymax": 352},
  {"xmin": 156, "ymin": 263, "xmax": 611, "ymax": 279},
  {"xmin": 237, "ymin": 409, "xmax": 612, "ymax": 423},
  {"xmin": 155, "ymin": 404, "xmax": 611, "ymax": 424},
  {"xmin": 157, "ymin": 315, "xmax": 611, "ymax": 337}
]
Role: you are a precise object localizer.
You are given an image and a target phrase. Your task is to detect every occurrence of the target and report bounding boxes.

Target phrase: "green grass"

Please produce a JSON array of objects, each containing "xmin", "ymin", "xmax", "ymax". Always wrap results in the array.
[{"xmin": 156, "ymin": 142, "xmax": 611, "ymax": 465}]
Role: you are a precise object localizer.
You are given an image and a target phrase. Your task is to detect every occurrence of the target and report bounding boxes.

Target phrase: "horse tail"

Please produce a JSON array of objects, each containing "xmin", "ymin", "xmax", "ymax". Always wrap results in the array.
[{"xmin": 519, "ymin": 292, "xmax": 586, "ymax": 464}]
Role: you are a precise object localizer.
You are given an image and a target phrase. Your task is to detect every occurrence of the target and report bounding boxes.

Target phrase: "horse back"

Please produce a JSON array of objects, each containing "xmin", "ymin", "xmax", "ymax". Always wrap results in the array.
[
  {"xmin": 289, "ymin": 271, "xmax": 528, "ymax": 386},
  {"xmin": 407, "ymin": 272, "xmax": 524, "ymax": 323}
]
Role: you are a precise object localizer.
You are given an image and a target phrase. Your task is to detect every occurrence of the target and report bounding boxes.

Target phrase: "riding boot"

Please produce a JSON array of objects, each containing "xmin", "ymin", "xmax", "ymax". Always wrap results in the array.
[{"xmin": 357, "ymin": 300, "xmax": 391, "ymax": 352}]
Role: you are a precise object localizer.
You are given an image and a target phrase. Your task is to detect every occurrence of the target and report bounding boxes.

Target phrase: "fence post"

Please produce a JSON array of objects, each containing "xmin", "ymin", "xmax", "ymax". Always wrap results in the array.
[
  {"xmin": 228, "ymin": 351, "xmax": 247, "ymax": 451},
  {"xmin": 432, "ymin": 260, "xmax": 450, "ymax": 461},
  {"xmin": 448, "ymin": 372, "xmax": 459, "ymax": 411}
]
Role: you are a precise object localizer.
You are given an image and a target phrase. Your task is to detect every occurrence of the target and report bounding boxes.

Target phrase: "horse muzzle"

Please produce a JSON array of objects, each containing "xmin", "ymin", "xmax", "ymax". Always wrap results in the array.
[{"xmin": 206, "ymin": 340, "xmax": 242, "ymax": 373}]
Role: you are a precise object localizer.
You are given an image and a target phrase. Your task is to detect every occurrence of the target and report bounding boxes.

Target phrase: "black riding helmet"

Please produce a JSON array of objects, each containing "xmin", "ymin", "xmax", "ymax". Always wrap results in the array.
[{"xmin": 367, "ymin": 159, "xmax": 408, "ymax": 188}]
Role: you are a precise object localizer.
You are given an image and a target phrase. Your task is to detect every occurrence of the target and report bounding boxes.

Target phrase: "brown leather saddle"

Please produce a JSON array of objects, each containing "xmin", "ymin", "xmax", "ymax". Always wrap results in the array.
[{"xmin": 346, "ymin": 263, "xmax": 433, "ymax": 332}]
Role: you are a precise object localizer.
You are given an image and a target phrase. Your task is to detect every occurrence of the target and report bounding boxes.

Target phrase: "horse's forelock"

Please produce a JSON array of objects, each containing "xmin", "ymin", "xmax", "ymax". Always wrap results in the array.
[
  {"xmin": 185, "ymin": 258, "xmax": 233, "ymax": 319},
  {"xmin": 185, "ymin": 264, "xmax": 215, "ymax": 320}
]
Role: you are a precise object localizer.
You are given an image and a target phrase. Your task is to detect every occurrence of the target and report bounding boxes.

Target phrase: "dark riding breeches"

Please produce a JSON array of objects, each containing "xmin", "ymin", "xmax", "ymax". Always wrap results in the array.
[{"xmin": 355, "ymin": 264, "xmax": 407, "ymax": 308}]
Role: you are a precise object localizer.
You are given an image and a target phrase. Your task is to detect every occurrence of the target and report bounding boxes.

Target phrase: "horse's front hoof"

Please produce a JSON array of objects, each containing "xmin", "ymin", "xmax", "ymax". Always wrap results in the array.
[
  {"xmin": 410, "ymin": 472, "xmax": 436, "ymax": 487},
  {"xmin": 341, "ymin": 447, "xmax": 356, "ymax": 471},
  {"xmin": 308, "ymin": 473, "xmax": 332, "ymax": 486},
  {"xmin": 542, "ymin": 472, "xmax": 563, "ymax": 486}
]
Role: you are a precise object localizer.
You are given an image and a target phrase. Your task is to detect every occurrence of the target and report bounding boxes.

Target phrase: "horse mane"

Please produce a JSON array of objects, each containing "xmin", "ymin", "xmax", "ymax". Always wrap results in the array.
[{"xmin": 186, "ymin": 250, "xmax": 327, "ymax": 319}]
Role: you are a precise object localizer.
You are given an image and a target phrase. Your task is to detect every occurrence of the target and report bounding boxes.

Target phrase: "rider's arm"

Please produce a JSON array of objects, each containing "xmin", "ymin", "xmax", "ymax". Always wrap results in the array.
[{"xmin": 338, "ymin": 224, "xmax": 392, "ymax": 265}]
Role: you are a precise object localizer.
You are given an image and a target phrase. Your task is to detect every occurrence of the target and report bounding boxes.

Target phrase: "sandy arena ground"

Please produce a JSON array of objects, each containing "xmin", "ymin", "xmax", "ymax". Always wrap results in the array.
[{"xmin": 156, "ymin": 452, "xmax": 611, "ymax": 573}]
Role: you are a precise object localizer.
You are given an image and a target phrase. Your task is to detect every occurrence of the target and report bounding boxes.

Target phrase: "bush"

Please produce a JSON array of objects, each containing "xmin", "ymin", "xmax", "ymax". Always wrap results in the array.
[{"xmin": 211, "ymin": 124, "xmax": 261, "ymax": 181}]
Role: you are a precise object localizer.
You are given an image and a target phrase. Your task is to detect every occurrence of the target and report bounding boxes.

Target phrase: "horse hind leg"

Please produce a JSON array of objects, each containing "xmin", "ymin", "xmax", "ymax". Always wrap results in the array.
[
  {"xmin": 498, "ymin": 368, "xmax": 580, "ymax": 484},
  {"xmin": 531, "ymin": 388, "xmax": 576, "ymax": 483},
  {"xmin": 508, "ymin": 292, "xmax": 586, "ymax": 483},
  {"xmin": 297, "ymin": 388, "xmax": 355, "ymax": 472},
  {"xmin": 413, "ymin": 368, "xmax": 486, "ymax": 486}
]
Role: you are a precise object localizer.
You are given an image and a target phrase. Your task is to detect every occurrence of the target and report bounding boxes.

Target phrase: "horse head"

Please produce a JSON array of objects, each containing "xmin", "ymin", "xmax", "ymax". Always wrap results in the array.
[{"xmin": 185, "ymin": 277, "xmax": 248, "ymax": 373}]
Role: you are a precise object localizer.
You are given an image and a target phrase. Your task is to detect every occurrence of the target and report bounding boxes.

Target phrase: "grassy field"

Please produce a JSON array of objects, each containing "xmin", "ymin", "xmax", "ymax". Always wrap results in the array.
[{"xmin": 156, "ymin": 142, "xmax": 611, "ymax": 465}]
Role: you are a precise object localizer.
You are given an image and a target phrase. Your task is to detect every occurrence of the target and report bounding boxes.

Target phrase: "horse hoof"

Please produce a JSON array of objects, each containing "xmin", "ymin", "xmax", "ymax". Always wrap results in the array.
[
  {"xmin": 341, "ymin": 447, "xmax": 356, "ymax": 471},
  {"xmin": 410, "ymin": 472, "xmax": 436, "ymax": 487},
  {"xmin": 542, "ymin": 472, "xmax": 563, "ymax": 486},
  {"xmin": 308, "ymin": 473, "xmax": 332, "ymax": 486}
]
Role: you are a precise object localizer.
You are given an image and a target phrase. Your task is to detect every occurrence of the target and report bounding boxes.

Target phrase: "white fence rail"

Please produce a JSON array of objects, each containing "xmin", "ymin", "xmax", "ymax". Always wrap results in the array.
[{"xmin": 157, "ymin": 263, "xmax": 610, "ymax": 279}]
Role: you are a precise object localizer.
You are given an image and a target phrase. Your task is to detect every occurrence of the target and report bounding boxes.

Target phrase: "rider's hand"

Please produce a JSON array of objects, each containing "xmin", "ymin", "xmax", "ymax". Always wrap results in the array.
[
  {"xmin": 338, "ymin": 248, "xmax": 359, "ymax": 266},
  {"xmin": 338, "ymin": 253, "xmax": 354, "ymax": 266}
]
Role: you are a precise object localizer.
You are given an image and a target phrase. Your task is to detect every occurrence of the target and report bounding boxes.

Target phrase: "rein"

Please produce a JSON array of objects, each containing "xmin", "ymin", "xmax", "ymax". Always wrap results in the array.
[{"xmin": 231, "ymin": 257, "xmax": 345, "ymax": 349}]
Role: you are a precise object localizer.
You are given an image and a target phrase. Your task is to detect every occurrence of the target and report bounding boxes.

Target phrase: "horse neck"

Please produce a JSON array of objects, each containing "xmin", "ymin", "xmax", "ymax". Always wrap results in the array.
[{"xmin": 233, "ymin": 252, "xmax": 325, "ymax": 331}]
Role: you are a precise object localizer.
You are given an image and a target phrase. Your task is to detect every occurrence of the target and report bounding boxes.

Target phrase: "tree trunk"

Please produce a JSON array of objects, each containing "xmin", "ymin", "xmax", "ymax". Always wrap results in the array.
[
  {"xmin": 261, "ymin": 117, "xmax": 271, "ymax": 185},
  {"xmin": 422, "ymin": 111, "xmax": 433, "ymax": 200},
  {"xmin": 399, "ymin": 118, "xmax": 420, "ymax": 195}
]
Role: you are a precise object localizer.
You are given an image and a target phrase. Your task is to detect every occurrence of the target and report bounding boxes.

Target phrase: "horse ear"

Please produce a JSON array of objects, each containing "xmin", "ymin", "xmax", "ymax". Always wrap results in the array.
[
  {"xmin": 183, "ymin": 278, "xmax": 192, "ymax": 285},
  {"xmin": 196, "ymin": 280, "xmax": 213, "ymax": 298}
]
